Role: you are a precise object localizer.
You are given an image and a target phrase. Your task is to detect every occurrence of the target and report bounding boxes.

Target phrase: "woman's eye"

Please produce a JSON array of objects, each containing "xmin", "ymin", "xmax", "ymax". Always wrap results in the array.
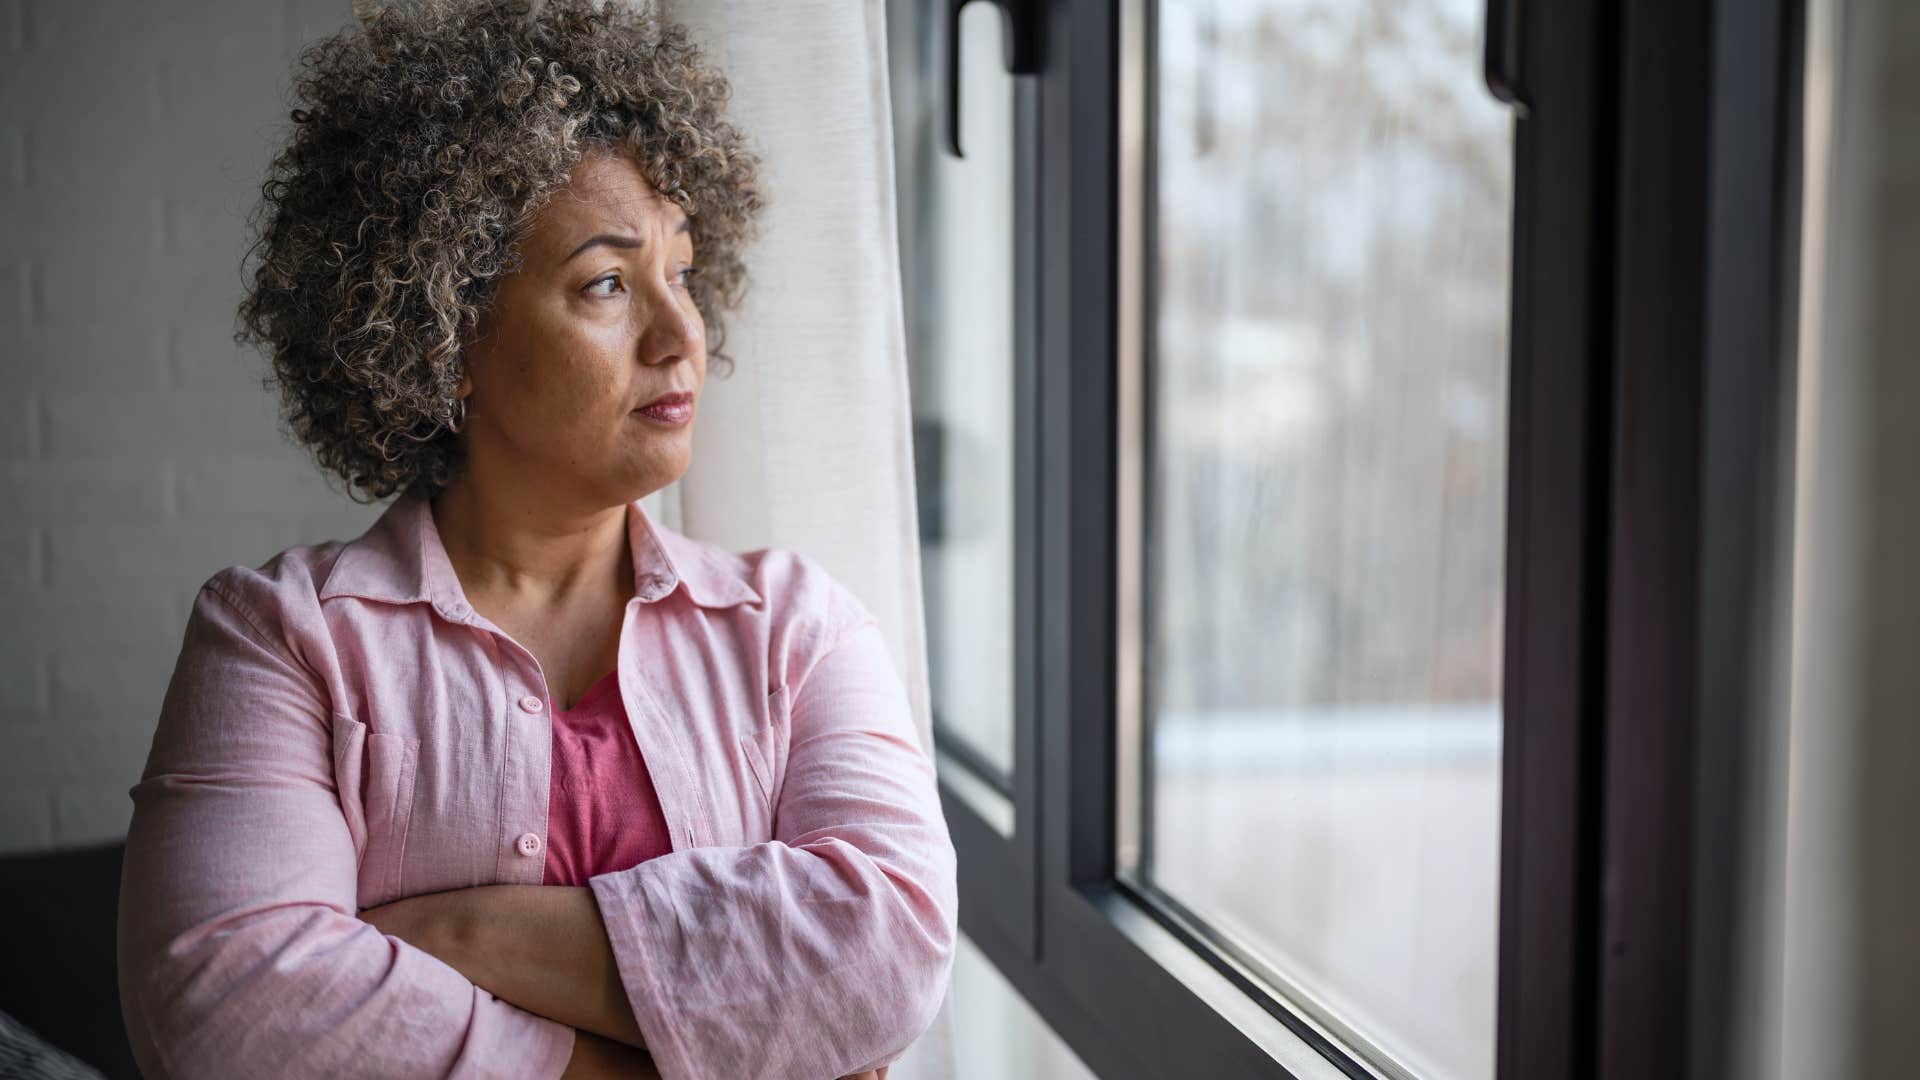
[{"xmin": 584, "ymin": 269, "xmax": 694, "ymax": 296}]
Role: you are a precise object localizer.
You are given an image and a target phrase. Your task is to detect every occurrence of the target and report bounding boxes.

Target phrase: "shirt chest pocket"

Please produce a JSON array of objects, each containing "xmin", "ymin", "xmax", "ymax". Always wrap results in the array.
[
  {"xmin": 330, "ymin": 712, "xmax": 422, "ymax": 908},
  {"xmin": 737, "ymin": 686, "xmax": 789, "ymax": 837}
]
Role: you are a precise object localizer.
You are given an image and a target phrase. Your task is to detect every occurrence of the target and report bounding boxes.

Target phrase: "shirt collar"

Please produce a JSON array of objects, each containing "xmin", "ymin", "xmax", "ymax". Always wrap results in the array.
[{"xmin": 317, "ymin": 491, "xmax": 761, "ymax": 615}]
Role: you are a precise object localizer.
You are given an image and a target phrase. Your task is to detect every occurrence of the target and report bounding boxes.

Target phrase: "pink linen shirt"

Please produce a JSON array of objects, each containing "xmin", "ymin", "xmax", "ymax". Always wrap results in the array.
[{"xmin": 115, "ymin": 491, "xmax": 958, "ymax": 1080}]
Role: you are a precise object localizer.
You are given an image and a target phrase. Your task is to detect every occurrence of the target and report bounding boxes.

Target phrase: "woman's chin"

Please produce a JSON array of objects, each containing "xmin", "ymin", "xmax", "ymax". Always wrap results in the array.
[{"xmin": 611, "ymin": 449, "xmax": 692, "ymax": 499}]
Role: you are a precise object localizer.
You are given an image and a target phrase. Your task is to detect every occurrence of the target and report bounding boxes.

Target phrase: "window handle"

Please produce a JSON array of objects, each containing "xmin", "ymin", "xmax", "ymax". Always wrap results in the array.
[
  {"xmin": 946, "ymin": 0, "xmax": 1042, "ymax": 158},
  {"xmin": 1484, "ymin": 0, "xmax": 1530, "ymax": 114}
]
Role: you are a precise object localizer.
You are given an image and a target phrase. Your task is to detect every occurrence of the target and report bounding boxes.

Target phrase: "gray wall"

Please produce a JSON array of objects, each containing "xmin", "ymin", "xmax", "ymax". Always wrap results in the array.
[{"xmin": 0, "ymin": 0, "xmax": 381, "ymax": 853}]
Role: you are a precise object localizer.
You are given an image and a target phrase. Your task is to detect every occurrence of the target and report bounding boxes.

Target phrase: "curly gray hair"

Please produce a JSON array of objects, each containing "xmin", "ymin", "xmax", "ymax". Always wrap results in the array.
[{"xmin": 237, "ymin": 0, "xmax": 764, "ymax": 501}]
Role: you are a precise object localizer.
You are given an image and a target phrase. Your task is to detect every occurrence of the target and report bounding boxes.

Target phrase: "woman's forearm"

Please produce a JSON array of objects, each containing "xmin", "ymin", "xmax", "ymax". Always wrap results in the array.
[
  {"xmin": 361, "ymin": 884, "xmax": 645, "ymax": 1048},
  {"xmin": 451, "ymin": 884, "xmax": 646, "ymax": 1047}
]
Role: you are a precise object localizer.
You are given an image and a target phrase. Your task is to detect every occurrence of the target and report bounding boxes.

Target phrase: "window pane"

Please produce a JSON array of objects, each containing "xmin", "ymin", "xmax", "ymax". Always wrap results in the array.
[
  {"xmin": 1136, "ymin": 1, "xmax": 1511, "ymax": 1077},
  {"xmin": 890, "ymin": 2, "xmax": 1020, "ymax": 791}
]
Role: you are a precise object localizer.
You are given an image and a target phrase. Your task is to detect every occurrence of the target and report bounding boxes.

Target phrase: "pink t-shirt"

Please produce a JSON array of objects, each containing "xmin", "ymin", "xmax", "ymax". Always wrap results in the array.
[{"xmin": 542, "ymin": 667, "xmax": 673, "ymax": 886}]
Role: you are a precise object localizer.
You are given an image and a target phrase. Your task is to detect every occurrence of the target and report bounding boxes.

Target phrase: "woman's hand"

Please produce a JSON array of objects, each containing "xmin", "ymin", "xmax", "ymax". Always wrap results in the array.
[
  {"xmin": 561, "ymin": 1029, "xmax": 660, "ymax": 1079},
  {"xmin": 560, "ymin": 1034, "xmax": 888, "ymax": 1079}
]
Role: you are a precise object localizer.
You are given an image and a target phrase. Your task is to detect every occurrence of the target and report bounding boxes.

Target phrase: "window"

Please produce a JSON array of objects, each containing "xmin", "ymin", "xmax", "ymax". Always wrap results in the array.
[
  {"xmin": 892, "ymin": 0, "xmax": 1032, "ymax": 811},
  {"xmin": 886, "ymin": 0, "xmax": 1042, "ymax": 963},
  {"xmin": 888, "ymin": 0, "xmax": 1804, "ymax": 1077},
  {"xmin": 1116, "ymin": 2, "xmax": 1513, "ymax": 1076}
]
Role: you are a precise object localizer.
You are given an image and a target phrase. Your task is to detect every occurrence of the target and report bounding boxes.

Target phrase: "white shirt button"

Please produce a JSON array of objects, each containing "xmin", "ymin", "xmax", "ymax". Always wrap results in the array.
[
  {"xmin": 518, "ymin": 694, "xmax": 544, "ymax": 714},
  {"xmin": 515, "ymin": 832, "xmax": 542, "ymax": 857}
]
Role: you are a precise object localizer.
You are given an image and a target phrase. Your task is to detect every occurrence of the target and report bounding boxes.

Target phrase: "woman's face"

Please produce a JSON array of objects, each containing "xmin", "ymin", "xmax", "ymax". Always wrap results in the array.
[{"xmin": 455, "ymin": 150, "xmax": 706, "ymax": 507}]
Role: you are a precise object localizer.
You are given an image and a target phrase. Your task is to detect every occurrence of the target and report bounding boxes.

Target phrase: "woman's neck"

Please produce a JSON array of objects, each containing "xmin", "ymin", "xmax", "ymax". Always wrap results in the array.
[{"xmin": 428, "ymin": 476, "xmax": 635, "ymax": 612}]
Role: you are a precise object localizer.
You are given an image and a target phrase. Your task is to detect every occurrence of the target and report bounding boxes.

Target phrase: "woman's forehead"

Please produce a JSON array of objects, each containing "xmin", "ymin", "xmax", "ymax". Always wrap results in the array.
[{"xmin": 528, "ymin": 155, "xmax": 689, "ymax": 256}]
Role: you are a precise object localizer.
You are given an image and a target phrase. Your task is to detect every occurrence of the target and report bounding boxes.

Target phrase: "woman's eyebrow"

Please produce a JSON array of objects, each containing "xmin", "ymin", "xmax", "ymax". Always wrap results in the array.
[{"xmin": 563, "ymin": 218, "xmax": 692, "ymax": 263}]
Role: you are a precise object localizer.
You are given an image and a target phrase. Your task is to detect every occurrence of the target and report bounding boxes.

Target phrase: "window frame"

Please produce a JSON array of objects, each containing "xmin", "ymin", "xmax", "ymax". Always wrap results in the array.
[
  {"xmin": 1588, "ymin": 0, "xmax": 1807, "ymax": 1075},
  {"xmin": 922, "ymin": 27, "xmax": 1044, "ymax": 967}
]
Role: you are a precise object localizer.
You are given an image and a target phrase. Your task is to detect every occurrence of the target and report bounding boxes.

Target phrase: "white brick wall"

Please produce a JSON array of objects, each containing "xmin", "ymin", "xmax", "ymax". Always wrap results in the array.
[{"xmin": 0, "ymin": 0, "xmax": 383, "ymax": 854}]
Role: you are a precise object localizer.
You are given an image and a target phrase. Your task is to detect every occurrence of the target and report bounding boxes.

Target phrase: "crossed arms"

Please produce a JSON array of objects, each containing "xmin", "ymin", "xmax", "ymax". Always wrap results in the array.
[{"xmin": 117, "ymin": 573, "xmax": 953, "ymax": 1079}]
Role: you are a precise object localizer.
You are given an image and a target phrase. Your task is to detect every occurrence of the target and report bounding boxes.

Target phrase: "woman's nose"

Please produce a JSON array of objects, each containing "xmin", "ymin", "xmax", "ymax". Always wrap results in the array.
[{"xmin": 638, "ymin": 283, "xmax": 701, "ymax": 365}]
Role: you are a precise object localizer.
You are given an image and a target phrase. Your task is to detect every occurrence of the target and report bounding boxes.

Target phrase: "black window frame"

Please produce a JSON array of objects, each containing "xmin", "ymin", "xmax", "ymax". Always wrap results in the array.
[
  {"xmin": 915, "ymin": 0, "xmax": 1808, "ymax": 1077},
  {"xmin": 926, "ymin": 71, "xmax": 1046, "ymax": 971}
]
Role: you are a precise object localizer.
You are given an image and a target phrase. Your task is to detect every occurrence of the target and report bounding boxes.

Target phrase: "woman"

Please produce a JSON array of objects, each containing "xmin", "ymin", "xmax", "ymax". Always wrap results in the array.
[{"xmin": 113, "ymin": 2, "xmax": 957, "ymax": 1078}]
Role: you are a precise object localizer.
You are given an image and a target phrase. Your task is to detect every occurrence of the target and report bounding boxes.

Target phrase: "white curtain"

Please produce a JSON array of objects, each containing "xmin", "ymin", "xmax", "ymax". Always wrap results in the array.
[
  {"xmin": 639, "ymin": 3, "xmax": 955, "ymax": 1077},
  {"xmin": 1777, "ymin": 0, "xmax": 1920, "ymax": 1076}
]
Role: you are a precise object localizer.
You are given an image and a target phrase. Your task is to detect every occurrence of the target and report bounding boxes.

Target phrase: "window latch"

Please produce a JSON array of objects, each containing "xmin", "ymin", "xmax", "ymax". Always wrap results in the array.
[{"xmin": 946, "ymin": 0, "xmax": 1042, "ymax": 159}]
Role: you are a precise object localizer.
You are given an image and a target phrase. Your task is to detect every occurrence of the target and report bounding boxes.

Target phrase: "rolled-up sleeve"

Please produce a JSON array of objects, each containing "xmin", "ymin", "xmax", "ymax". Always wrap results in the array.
[
  {"xmin": 116, "ymin": 570, "xmax": 576, "ymax": 1079},
  {"xmin": 587, "ymin": 605, "xmax": 959, "ymax": 1080}
]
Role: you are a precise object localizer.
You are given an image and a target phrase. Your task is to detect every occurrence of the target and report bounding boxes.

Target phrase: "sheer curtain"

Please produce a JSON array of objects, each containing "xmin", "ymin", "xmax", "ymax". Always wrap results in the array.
[{"xmin": 638, "ymin": 3, "xmax": 955, "ymax": 1077}]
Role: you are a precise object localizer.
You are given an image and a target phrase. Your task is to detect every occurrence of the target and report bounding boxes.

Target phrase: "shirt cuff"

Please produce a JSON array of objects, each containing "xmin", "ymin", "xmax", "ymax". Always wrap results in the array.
[
  {"xmin": 467, "ymin": 991, "xmax": 580, "ymax": 1080},
  {"xmin": 587, "ymin": 869, "xmax": 698, "ymax": 1080},
  {"xmin": 528, "ymin": 1014, "xmax": 578, "ymax": 1080}
]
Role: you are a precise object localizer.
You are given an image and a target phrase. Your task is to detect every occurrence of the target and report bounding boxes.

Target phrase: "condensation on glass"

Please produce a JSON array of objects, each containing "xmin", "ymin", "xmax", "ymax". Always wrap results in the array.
[
  {"xmin": 891, "ymin": 2, "xmax": 1020, "ymax": 808},
  {"xmin": 1120, "ymin": 1, "xmax": 1513, "ymax": 1077}
]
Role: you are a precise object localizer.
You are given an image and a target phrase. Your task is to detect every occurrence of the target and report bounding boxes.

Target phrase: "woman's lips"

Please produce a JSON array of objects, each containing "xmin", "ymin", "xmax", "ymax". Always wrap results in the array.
[{"xmin": 633, "ymin": 392, "xmax": 693, "ymax": 425}]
